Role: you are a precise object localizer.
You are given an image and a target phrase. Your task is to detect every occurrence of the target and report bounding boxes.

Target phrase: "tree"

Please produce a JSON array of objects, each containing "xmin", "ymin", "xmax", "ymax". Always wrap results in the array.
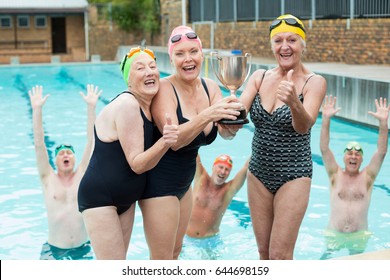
[{"xmin": 88, "ymin": 0, "xmax": 160, "ymax": 43}]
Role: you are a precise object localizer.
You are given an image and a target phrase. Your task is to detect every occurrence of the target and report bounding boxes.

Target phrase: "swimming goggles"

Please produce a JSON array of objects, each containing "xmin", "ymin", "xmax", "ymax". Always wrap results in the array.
[
  {"xmin": 170, "ymin": 32, "xmax": 198, "ymax": 43},
  {"xmin": 120, "ymin": 47, "xmax": 156, "ymax": 72},
  {"xmin": 213, "ymin": 155, "xmax": 233, "ymax": 168},
  {"xmin": 344, "ymin": 144, "xmax": 363, "ymax": 154},
  {"xmin": 269, "ymin": 18, "xmax": 305, "ymax": 33},
  {"xmin": 55, "ymin": 144, "xmax": 75, "ymax": 156}
]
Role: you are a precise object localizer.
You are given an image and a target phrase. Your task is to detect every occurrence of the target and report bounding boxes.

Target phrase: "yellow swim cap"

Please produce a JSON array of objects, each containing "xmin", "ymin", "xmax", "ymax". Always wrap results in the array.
[{"xmin": 269, "ymin": 14, "xmax": 306, "ymax": 40}]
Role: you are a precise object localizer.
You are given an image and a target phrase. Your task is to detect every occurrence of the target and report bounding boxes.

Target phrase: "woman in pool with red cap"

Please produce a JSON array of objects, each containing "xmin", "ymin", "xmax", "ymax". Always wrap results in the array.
[{"xmin": 138, "ymin": 25, "xmax": 242, "ymax": 259}]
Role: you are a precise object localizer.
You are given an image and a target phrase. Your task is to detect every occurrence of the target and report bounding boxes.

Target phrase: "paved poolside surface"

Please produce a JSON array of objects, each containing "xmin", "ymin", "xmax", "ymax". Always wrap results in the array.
[
  {"xmin": 252, "ymin": 57, "xmax": 390, "ymax": 83},
  {"xmin": 332, "ymin": 248, "xmax": 390, "ymax": 260}
]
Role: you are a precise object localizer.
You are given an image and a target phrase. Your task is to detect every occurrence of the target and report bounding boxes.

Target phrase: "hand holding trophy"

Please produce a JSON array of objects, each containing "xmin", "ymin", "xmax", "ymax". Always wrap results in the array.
[{"xmin": 210, "ymin": 51, "xmax": 252, "ymax": 124}]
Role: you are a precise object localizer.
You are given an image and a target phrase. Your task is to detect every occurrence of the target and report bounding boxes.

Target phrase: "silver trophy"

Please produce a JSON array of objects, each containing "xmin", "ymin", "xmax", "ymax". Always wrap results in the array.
[{"xmin": 210, "ymin": 52, "xmax": 251, "ymax": 125}]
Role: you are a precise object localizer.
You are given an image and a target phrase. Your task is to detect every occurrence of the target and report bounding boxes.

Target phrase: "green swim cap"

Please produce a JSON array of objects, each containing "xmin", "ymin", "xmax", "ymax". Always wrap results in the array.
[
  {"xmin": 120, "ymin": 52, "xmax": 142, "ymax": 85},
  {"xmin": 55, "ymin": 144, "xmax": 75, "ymax": 157},
  {"xmin": 344, "ymin": 141, "xmax": 363, "ymax": 155},
  {"xmin": 120, "ymin": 47, "xmax": 156, "ymax": 85}
]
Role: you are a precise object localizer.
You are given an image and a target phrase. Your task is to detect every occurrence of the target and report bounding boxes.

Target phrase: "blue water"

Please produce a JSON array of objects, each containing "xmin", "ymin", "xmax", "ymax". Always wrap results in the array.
[{"xmin": 0, "ymin": 63, "xmax": 389, "ymax": 260}]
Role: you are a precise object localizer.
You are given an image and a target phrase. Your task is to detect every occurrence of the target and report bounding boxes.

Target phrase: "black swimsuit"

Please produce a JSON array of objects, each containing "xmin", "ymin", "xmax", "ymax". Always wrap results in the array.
[
  {"xmin": 142, "ymin": 78, "xmax": 218, "ymax": 200},
  {"xmin": 78, "ymin": 91, "xmax": 153, "ymax": 215},
  {"xmin": 248, "ymin": 73, "xmax": 315, "ymax": 194}
]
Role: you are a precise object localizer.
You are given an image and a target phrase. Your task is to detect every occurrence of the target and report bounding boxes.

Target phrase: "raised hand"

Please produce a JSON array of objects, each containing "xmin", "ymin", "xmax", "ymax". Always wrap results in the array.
[
  {"xmin": 29, "ymin": 85, "xmax": 49, "ymax": 109},
  {"xmin": 322, "ymin": 95, "xmax": 341, "ymax": 119},
  {"xmin": 80, "ymin": 84, "xmax": 102, "ymax": 106},
  {"xmin": 162, "ymin": 113, "xmax": 179, "ymax": 146},
  {"xmin": 368, "ymin": 97, "xmax": 390, "ymax": 122}
]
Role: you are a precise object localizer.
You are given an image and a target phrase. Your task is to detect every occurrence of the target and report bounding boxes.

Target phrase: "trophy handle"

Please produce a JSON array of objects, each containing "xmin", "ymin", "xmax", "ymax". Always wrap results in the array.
[
  {"xmin": 244, "ymin": 53, "xmax": 252, "ymax": 84},
  {"xmin": 210, "ymin": 52, "xmax": 221, "ymax": 60}
]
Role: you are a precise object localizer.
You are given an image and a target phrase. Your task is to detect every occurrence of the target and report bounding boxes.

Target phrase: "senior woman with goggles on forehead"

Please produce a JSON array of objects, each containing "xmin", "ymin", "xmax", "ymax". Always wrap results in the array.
[
  {"xmin": 320, "ymin": 95, "xmax": 389, "ymax": 259},
  {"xmin": 228, "ymin": 14, "xmax": 327, "ymax": 259},
  {"xmin": 138, "ymin": 25, "xmax": 243, "ymax": 260},
  {"xmin": 78, "ymin": 47, "xmax": 179, "ymax": 259}
]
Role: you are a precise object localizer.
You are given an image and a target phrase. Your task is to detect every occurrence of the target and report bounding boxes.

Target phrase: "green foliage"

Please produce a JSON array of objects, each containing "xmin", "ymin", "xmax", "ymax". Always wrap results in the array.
[
  {"xmin": 87, "ymin": 0, "xmax": 112, "ymax": 4},
  {"xmin": 90, "ymin": 0, "xmax": 160, "ymax": 35}
]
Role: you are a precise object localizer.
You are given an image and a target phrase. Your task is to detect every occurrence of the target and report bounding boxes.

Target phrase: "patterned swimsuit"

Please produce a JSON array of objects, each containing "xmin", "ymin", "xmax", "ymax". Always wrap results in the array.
[{"xmin": 248, "ymin": 74, "xmax": 315, "ymax": 194}]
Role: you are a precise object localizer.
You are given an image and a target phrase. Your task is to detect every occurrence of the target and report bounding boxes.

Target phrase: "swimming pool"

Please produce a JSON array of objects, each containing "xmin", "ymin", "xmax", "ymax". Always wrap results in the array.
[{"xmin": 0, "ymin": 63, "xmax": 389, "ymax": 260}]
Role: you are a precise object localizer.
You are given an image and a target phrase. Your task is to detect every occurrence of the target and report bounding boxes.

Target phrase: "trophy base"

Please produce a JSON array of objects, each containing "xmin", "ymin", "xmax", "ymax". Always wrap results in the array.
[
  {"xmin": 219, "ymin": 118, "xmax": 249, "ymax": 125},
  {"xmin": 219, "ymin": 108, "xmax": 249, "ymax": 125}
]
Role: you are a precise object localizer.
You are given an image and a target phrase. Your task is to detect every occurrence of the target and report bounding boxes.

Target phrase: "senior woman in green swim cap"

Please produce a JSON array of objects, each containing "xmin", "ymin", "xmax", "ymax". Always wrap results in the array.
[
  {"xmin": 228, "ymin": 14, "xmax": 327, "ymax": 259},
  {"xmin": 78, "ymin": 47, "xmax": 179, "ymax": 259}
]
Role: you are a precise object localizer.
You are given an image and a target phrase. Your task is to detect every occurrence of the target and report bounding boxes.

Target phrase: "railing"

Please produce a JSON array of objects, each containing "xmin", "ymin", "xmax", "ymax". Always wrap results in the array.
[{"xmin": 189, "ymin": 0, "xmax": 390, "ymax": 22}]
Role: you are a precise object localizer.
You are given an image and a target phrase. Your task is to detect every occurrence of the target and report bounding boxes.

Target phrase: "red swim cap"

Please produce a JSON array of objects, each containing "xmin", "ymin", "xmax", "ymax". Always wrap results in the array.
[{"xmin": 213, "ymin": 154, "xmax": 233, "ymax": 169}]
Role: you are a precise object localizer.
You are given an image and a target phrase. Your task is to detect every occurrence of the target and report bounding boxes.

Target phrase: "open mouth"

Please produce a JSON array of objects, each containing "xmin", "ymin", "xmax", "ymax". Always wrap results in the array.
[
  {"xmin": 144, "ymin": 79, "xmax": 155, "ymax": 86},
  {"xmin": 280, "ymin": 53, "xmax": 292, "ymax": 58},
  {"xmin": 183, "ymin": 65, "xmax": 196, "ymax": 71}
]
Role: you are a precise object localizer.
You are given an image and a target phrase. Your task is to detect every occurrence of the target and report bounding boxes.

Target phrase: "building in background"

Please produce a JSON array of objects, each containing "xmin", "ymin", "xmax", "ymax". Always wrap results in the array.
[
  {"xmin": 0, "ymin": 0, "xmax": 89, "ymax": 64},
  {"xmin": 1, "ymin": 0, "xmax": 389, "ymax": 65}
]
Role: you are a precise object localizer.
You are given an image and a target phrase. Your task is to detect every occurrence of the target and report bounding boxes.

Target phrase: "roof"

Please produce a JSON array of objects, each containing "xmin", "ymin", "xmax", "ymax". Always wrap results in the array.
[{"xmin": 0, "ymin": 0, "xmax": 88, "ymax": 13}]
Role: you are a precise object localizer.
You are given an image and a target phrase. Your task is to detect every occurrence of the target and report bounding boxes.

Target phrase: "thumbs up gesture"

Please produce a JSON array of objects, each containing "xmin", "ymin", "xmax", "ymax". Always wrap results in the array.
[
  {"xmin": 162, "ymin": 113, "xmax": 179, "ymax": 146},
  {"xmin": 276, "ymin": 69, "xmax": 298, "ymax": 106}
]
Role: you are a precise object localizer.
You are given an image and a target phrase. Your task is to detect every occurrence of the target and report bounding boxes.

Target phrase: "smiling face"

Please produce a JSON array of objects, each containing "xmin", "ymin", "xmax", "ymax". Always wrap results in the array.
[
  {"xmin": 271, "ymin": 33, "xmax": 306, "ymax": 69},
  {"xmin": 128, "ymin": 53, "xmax": 160, "ymax": 97},
  {"xmin": 171, "ymin": 40, "xmax": 203, "ymax": 81},
  {"xmin": 211, "ymin": 163, "xmax": 232, "ymax": 186},
  {"xmin": 343, "ymin": 149, "xmax": 363, "ymax": 173}
]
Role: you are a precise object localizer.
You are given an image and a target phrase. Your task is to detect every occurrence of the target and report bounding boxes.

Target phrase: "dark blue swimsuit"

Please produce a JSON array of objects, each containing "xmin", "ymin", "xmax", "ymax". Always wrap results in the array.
[
  {"xmin": 78, "ymin": 91, "xmax": 153, "ymax": 215},
  {"xmin": 142, "ymin": 78, "xmax": 218, "ymax": 200}
]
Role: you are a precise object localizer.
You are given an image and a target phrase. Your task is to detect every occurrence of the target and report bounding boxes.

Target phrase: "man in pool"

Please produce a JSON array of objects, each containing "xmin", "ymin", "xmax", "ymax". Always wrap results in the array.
[
  {"xmin": 186, "ymin": 154, "xmax": 248, "ymax": 239},
  {"xmin": 319, "ymin": 95, "xmax": 389, "ymax": 259},
  {"xmin": 29, "ymin": 84, "xmax": 101, "ymax": 260}
]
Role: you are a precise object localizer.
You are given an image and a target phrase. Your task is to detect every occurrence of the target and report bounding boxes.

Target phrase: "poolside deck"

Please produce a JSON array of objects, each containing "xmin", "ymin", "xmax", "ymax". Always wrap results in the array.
[
  {"xmin": 332, "ymin": 249, "xmax": 390, "ymax": 260},
  {"xmin": 252, "ymin": 57, "xmax": 390, "ymax": 83}
]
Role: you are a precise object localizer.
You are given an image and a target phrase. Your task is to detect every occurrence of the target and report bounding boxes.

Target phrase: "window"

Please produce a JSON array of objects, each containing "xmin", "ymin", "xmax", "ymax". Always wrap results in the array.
[
  {"xmin": 17, "ymin": 15, "xmax": 30, "ymax": 28},
  {"xmin": 0, "ymin": 16, "xmax": 12, "ymax": 28},
  {"xmin": 35, "ymin": 16, "xmax": 47, "ymax": 28}
]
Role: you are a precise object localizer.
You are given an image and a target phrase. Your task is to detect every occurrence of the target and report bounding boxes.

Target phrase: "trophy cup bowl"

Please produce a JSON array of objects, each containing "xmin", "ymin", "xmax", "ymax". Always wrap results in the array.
[{"xmin": 210, "ymin": 52, "xmax": 252, "ymax": 125}]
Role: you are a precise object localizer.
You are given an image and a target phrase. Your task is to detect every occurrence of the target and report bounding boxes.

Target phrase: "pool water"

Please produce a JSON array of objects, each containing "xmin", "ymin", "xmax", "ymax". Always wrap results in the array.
[{"xmin": 0, "ymin": 63, "xmax": 389, "ymax": 260}]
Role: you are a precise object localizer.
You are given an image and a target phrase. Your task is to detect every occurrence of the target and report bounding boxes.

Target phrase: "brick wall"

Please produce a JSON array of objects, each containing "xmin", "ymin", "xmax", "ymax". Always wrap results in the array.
[
  {"xmin": 0, "ymin": 14, "xmax": 87, "ymax": 64},
  {"xmin": 159, "ymin": 0, "xmax": 390, "ymax": 65},
  {"xmin": 87, "ymin": 5, "xmax": 162, "ymax": 61},
  {"xmin": 1, "ymin": 2, "xmax": 388, "ymax": 65},
  {"xmin": 160, "ymin": 0, "xmax": 184, "ymax": 46}
]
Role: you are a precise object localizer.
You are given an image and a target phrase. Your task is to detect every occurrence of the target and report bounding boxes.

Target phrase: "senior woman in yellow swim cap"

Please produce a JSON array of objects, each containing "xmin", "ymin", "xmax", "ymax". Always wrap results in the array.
[{"xmin": 228, "ymin": 14, "xmax": 327, "ymax": 259}]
